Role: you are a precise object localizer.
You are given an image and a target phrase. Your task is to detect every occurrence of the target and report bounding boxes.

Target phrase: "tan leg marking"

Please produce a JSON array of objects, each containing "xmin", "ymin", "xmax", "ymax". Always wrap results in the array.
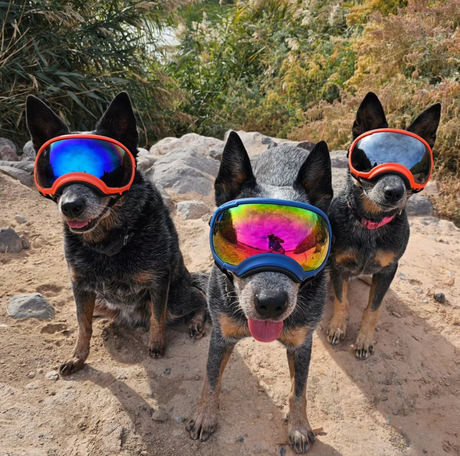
[
  {"xmin": 148, "ymin": 298, "xmax": 167, "ymax": 358},
  {"xmin": 287, "ymin": 352, "xmax": 315, "ymax": 453},
  {"xmin": 186, "ymin": 348, "xmax": 234, "ymax": 441},
  {"xmin": 355, "ymin": 281, "xmax": 380, "ymax": 359},
  {"xmin": 327, "ymin": 280, "xmax": 349, "ymax": 345},
  {"xmin": 375, "ymin": 250, "xmax": 396, "ymax": 268}
]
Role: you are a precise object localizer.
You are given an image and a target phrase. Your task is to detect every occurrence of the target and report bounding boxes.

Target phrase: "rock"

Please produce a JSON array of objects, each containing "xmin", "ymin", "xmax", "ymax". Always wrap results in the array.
[
  {"xmin": 151, "ymin": 133, "xmax": 224, "ymax": 158},
  {"xmin": 175, "ymin": 416, "xmax": 185, "ymax": 423},
  {"xmin": 7, "ymin": 293, "xmax": 55, "ymax": 320},
  {"xmin": 406, "ymin": 194, "xmax": 433, "ymax": 217},
  {"xmin": 15, "ymin": 215, "xmax": 27, "ymax": 224},
  {"xmin": 0, "ymin": 138, "xmax": 17, "ymax": 154},
  {"xmin": 45, "ymin": 370, "xmax": 59, "ymax": 381},
  {"xmin": 0, "ymin": 165, "xmax": 35, "ymax": 187},
  {"xmin": 27, "ymin": 371, "xmax": 36, "ymax": 379},
  {"xmin": 163, "ymin": 368, "xmax": 171, "ymax": 375},
  {"xmin": 0, "ymin": 160, "xmax": 34, "ymax": 173},
  {"xmin": 0, "ymin": 227, "xmax": 23, "ymax": 253},
  {"xmin": 296, "ymin": 141, "xmax": 316, "ymax": 151},
  {"xmin": 136, "ymin": 154, "xmax": 158, "ymax": 174},
  {"xmin": 177, "ymin": 201, "xmax": 209, "ymax": 220},
  {"xmin": 424, "ymin": 180, "xmax": 438, "ymax": 196},
  {"xmin": 330, "ymin": 150, "xmax": 349, "ymax": 168},
  {"xmin": 0, "ymin": 145, "xmax": 18, "ymax": 161},
  {"xmin": 152, "ymin": 409, "xmax": 168, "ymax": 422},
  {"xmin": 22, "ymin": 141, "xmax": 36, "ymax": 161},
  {"xmin": 153, "ymin": 149, "xmax": 218, "ymax": 196},
  {"xmin": 413, "ymin": 286, "xmax": 424, "ymax": 294},
  {"xmin": 434, "ymin": 293, "xmax": 446, "ymax": 304},
  {"xmin": 209, "ymin": 144, "xmax": 225, "ymax": 161},
  {"xmin": 157, "ymin": 185, "xmax": 173, "ymax": 211},
  {"xmin": 332, "ymin": 167, "xmax": 348, "ymax": 196},
  {"xmin": 20, "ymin": 236, "xmax": 30, "ymax": 250},
  {"xmin": 225, "ymin": 130, "xmax": 277, "ymax": 158},
  {"xmin": 137, "ymin": 147, "xmax": 149, "ymax": 156}
]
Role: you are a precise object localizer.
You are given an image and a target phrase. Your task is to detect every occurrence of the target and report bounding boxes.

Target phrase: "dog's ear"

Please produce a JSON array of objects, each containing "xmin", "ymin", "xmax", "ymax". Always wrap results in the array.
[
  {"xmin": 215, "ymin": 131, "xmax": 255, "ymax": 206},
  {"xmin": 26, "ymin": 96, "xmax": 69, "ymax": 151},
  {"xmin": 294, "ymin": 141, "xmax": 333, "ymax": 212},
  {"xmin": 97, "ymin": 92, "xmax": 138, "ymax": 154},
  {"xmin": 407, "ymin": 103, "xmax": 441, "ymax": 149},
  {"xmin": 352, "ymin": 92, "xmax": 388, "ymax": 139}
]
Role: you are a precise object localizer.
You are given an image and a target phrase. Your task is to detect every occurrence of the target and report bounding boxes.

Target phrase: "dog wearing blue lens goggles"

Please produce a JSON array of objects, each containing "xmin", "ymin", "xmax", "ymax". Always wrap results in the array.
[{"xmin": 187, "ymin": 132, "xmax": 333, "ymax": 454}]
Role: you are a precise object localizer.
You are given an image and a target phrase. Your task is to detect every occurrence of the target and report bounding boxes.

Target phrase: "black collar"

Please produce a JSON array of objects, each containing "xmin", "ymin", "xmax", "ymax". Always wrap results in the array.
[{"xmin": 90, "ymin": 229, "xmax": 135, "ymax": 257}]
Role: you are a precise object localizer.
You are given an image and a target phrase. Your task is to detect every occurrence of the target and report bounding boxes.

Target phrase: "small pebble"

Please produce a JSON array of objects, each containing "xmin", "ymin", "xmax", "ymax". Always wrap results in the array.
[
  {"xmin": 236, "ymin": 436, "xmax": 244, "ymax": 443},
  {"xmin": 434, "ymin": 293, "xmax": 446, "ymax": 304},
  {"xmin": 280, "ymin": 448, "xmax": 287, "ymax": 456},
  {"xmin": 45, "ymin": 370, "xmax": 59, "ymax": 381},
  {"xmin": 398, "ymin": 272, "xmax": 406, "ymax": 281},
  {"xmin": 27, "ymin": 371, "xmax": 36, "ymax": 379},
  {"xmin": 152, "ymin": 409, "xmax": 168, "ymax": 422},
  {"xmin": 175, "ymin": 416, "xmax": 185, "ymax": 423},
  {"xmin": 413, "ymin": 286, "xmax": 423, "ymax": 294},
  {"xmin": 15, "ymin": 215, "xmax": 27, "ymax": 224},
  {"xmin": 163, "ymin": 368, "xmax": 171, "ymax": 376}
]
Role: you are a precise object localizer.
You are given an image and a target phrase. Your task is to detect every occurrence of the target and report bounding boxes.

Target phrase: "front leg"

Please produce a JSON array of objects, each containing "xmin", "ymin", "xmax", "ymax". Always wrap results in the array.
[
  {"xmin": 186, "ymin": 326, "xmax": 234, "ymax": 441},
  {"xmin": 148, "ymin": 276, "xmax": 170, "ymax": 358},
  {"xmin": 59, "ymin": 286, "xmax": 96, "ymax": 376},
  {"xmin": 327, "ymin": 267, "xmax": 349, "ymax": 345},
  {"xmin": 355, "ymin": 262, "xmax": 398, "ymax": 359},
  {"xmin": 287, "ymin": 335, "xmax": 316, "ymax": 454}
]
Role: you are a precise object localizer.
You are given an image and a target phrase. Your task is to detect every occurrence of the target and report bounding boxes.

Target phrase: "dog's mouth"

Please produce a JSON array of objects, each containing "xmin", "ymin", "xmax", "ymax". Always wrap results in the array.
[
  {"xmin": 248, "ymin": 318, "xmax": 284, "ymax": 343},
  {"xmin": 65, "ymin": 202, "xmax": 112, "ymax": 233}
]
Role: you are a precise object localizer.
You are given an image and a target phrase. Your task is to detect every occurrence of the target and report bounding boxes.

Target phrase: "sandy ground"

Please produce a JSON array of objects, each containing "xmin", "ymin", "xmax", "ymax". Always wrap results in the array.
[{"xmin": 1, "ymin": 172, "xmax": 460, "ymax": 456}]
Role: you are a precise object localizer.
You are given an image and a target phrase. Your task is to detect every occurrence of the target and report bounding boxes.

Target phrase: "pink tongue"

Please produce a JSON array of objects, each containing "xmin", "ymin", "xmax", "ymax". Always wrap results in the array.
[
  {"xmin": 248, "ymin": 318, "xmax": 284, "ymax": 343},
  {"xmin": 67, "ymin": 220, "xmax": 89, "ymax": 229}
]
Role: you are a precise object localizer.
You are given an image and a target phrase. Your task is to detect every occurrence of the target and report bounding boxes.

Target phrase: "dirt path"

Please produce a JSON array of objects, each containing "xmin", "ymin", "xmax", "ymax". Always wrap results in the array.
[{"xmin": 1, "ymin": 173, "xmax": 460, "ymax": 456}]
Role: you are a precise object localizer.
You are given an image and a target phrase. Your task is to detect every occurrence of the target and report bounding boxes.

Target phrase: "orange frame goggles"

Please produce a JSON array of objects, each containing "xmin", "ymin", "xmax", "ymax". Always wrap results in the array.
[
  {"xmin": 34, "ymin": 134, "xmax": 136, "ymax": 197},
  {"xmin": 348, "ymin": 128, "xmax": 433, "ymax": 192}
]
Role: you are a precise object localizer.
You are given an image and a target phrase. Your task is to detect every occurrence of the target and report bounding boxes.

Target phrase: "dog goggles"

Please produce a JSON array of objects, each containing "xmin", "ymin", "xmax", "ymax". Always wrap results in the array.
[
  {"xmin": 348, "ymin": 129, "xmax": 433, "ymax": 192},
  {"xmin": 34, "ymin": 134, "xmax": 136, "ymax": 197},
  {"xmin": 210, "ymin": 198, "xmax": 332, "ymax": 283}
]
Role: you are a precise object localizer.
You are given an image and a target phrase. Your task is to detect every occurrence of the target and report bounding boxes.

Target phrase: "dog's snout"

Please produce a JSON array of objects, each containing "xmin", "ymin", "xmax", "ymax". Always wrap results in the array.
[
  {"xmin": 384, "ymin": 185, "xmax": 404, "ymax": 204},
  {"xmin": 255, "ymin": 292, "xmax": 288, "ymax": 319},
  {"xmin": 61, "ymin": 198, "xmax": 86, "ymax": 218}
]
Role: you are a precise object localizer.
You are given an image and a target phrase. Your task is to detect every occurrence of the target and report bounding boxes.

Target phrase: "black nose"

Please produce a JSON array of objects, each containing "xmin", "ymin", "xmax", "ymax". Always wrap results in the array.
[
  {"xmin": 61, "ymin": 199, "xmax": 85, "ymax": 218},
  {"xmin": 255, "ymin": 292, "xmax": 288, "ymax": 319},
  {"xmin": 384, "ymin": 186, "xmax": 404, "ymax": 204}
]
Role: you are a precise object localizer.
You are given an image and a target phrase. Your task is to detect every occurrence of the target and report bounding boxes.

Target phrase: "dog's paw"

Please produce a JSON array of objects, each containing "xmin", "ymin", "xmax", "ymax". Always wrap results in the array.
[
  {"xmin": 354, "ymin": 332, "xmax": 374, "ymax": 360},
  {"xmin": 186, "ymin": 410, "xmax": 217, "ymax": 442},
  {"xmin": 288, "ymin": 422, "xmax": 315, "ymax": 454},
  {"xmin": 189, "ymin": 318, "xmax": 205, "ymax": 340},
  {"xmin": 59, "ymin": 357, "xmax": 85, "ymax": 376},
  {"xmin": 326, "ymin": 317, "xmax": 347, "ymax": 346},
  {"xmin": 148, "ymin": 341, "xmax": 165, "ymax": 358}
]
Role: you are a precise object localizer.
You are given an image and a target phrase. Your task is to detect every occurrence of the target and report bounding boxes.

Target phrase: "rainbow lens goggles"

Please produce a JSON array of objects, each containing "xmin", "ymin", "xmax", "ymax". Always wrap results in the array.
[
  {"xmin": 34, "ymin": 134, "xmax": 136, "ymax": 198},
  {"xmin": 210, "ymin": 198, "xmax": 332, "ymax": 283}
]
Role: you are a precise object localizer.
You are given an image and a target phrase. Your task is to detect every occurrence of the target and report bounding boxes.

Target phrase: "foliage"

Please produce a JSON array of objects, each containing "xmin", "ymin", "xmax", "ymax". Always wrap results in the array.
[{"xmin": 0, "ymin": 0, "xmax": 187, "ymax": 147}]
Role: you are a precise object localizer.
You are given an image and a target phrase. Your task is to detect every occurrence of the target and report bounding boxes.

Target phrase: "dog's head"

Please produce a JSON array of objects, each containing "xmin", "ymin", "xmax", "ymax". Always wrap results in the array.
[
  {"xmin": 215, "ymin": 132, "xmax": 332, "ymax": 325},
  {"xmin": 350, "ymin": 92, "xmax": 441, "ymax": 212},
  {"xmin": 26, "ymin": 93, "xmax": 139, "ymax": 235}
]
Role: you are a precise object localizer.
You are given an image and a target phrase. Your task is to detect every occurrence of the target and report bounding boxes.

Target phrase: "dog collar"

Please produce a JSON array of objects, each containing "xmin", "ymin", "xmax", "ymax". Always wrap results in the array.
[
  {"xmin": 90, "ymin": 229, "xmax": 134, "ymax": 256},
  {"xmin": 347, "ymin": 202, "xmax": 395, "ymax": 230}
]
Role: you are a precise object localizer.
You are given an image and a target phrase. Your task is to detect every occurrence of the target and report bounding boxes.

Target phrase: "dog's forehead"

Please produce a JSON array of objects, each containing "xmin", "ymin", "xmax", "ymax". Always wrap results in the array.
[{"xmin": 257, "ymin": 184, "xmax": 306, "ymax": 202}]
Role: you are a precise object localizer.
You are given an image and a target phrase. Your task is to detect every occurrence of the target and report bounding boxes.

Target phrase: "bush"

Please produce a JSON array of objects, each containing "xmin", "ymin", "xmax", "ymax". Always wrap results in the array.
[{"xmin": 0, "ymin": 0, "xmax": 187, "ymax": 148}]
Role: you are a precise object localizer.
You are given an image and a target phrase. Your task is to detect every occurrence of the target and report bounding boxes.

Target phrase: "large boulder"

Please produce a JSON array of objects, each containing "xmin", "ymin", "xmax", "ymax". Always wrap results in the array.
[
  {"xmin": 0, "ymin": 165, "xmax": 35, "ymax": 187},
  {"xmin": 152, "ymin": 149, "xmax": 219, "ymax": 196},
  {"xmin": 0, "ymin": 160, "xmax": 34, "ymax": 173},
  {"xmin": 406, "ymin": 194, "xmax": 434, "ymax": 217},
  {"xmin": 0, "ymin": 138, "xmax": 17, "ymax": 153},
  {"xmin": 0, "ymin": 145, "xmax": 18, "ymax": 161},
  {"xmin": 7, "ymin": 293, "xmax": 55, "ymax": 320},
  {"xmin": 0, "ymin": 227, "xmax": 24, "ymax": 253},
  {"xmin": 150, "ymin": 133, "xmax": 224, "ymax": 158},
  {"xmin": 177, "ymin": 201, "xmax": 209, "ymax": 220}
]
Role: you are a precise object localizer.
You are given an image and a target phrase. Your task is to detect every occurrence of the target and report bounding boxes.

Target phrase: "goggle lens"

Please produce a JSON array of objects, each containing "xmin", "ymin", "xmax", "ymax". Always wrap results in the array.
[
  {"xmin": 212, "ymin": 203, "xmax": 330, "ymax": 272},
  {"xmin": 351, "ymin": 131, "xmax": 431, "ymax": 185},
  {"xmin": 35, "ymin": 137, "xmax": 133, "ymax": 190}
]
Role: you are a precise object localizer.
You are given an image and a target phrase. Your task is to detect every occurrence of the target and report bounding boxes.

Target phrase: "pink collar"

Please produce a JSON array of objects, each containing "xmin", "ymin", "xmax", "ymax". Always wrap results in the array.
[{"xmin": 347, "ymin": 202, "xmax": 395, "ymax": 230}]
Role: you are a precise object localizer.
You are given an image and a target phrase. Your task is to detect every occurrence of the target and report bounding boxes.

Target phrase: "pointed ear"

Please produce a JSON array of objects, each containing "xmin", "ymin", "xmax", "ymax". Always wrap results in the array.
[
  {"xmin": 352, "ymin": 92, "xmax": 388, "ymax": 139},
  {"xmin": 407, "ymin": 103, "xmax": 441, "ymax": 148},
  {"xmin": 96, "ymin": 92, "xmax": 138, "ymax": 154},
  {"xmin": 294, "ymin": 141, "xmax": 333, "ymax": 212},
  {"xmin": 215, "ymin": 131, "xmax": 255, "ymax": 206},
  {"xmin": 26, "ymin": 96, "xmax": 69, "ymax": 151}
]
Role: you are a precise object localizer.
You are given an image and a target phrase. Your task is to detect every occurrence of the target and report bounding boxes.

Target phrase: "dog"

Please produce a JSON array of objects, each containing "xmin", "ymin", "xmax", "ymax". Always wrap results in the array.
[
  {"xmin": 26, "ymin": 92, "xmax": 207, "ymax": 375},
  {"xmin": 327, "ymin": 92, "xmax": 441, "ymax": 359},
  {"xmin": 186, "ymin": 131, "xmax": 333, "ymax": 453}
]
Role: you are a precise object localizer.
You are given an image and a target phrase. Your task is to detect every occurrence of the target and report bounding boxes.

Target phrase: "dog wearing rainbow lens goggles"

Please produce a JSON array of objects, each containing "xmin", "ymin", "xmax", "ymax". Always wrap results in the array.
[
  {"xmin": 26, "ymin": 92, "xmax": 207, "ymax": 375},
  {"xmin": 327, "ymin": 92, "xmax": 441, "ymax": 359},
  {"xmin": 186, "ymin": 132, "xmax": 333, "ymax": 453}
]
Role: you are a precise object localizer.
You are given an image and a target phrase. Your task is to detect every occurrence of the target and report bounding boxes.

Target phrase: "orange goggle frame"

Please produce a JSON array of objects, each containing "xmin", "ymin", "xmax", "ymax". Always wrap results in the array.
[
  {"xmin": 34, "ymin": 134, "xmax": 136, "ymax": 197},
  {"xmin": 348, "ymin": 128, "xmax": 433, "ymax": 192}
]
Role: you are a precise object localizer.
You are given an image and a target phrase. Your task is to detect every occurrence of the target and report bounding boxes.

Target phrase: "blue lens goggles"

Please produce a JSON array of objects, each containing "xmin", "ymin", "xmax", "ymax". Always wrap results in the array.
[{"xmin": 209, "ymin": 198, "xmax": 332, "ymax": 283}]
